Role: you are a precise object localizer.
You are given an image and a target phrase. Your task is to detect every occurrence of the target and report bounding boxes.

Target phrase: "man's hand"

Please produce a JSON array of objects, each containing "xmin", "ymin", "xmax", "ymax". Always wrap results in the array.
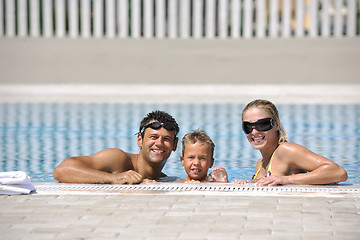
[{"xmin": 113, "ymin": 170, "xmax": 143, "ymax": 184}]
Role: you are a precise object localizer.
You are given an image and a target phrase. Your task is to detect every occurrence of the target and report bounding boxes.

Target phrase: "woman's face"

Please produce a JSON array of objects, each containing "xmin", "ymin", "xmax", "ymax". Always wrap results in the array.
[{"xmin": 242, "ymin": 107, "xmax": 279, "ymax": 150}]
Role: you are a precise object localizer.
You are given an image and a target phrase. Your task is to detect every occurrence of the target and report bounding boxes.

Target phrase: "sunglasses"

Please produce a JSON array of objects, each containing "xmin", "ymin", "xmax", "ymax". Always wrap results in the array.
[
  {"xmin": 141, "ymin": 122, "xmax": 177, "ymax": 135},
  {"xmin": 242, "ymin": 118, "xmax": 274, "ymax": 134}
]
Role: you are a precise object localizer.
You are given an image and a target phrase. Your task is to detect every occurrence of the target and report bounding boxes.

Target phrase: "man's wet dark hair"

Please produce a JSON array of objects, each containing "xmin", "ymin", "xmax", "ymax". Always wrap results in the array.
[{"xmin": 138, "ymin": 110, "xmax": 179, "ymax": 138}]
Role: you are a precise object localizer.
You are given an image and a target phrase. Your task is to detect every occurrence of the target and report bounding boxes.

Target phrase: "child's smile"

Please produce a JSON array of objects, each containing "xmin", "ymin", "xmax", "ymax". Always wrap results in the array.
[{"xmin": 181, "ymin": 141, "xmax": 214, "ymax": 182}]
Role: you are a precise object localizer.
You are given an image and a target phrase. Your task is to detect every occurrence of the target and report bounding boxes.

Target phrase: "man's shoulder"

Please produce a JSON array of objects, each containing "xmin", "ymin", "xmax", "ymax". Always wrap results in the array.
[
  {"xmin": 95, "ymin": 148, "xmax": 134, "ymax": 161},
  {"xmin": 99, "ymin": 148, "xmax": 127, "ymax": 154},
  {"xmin": 94, "ymin": 148, "xmax": 136, "ymax": 171}
]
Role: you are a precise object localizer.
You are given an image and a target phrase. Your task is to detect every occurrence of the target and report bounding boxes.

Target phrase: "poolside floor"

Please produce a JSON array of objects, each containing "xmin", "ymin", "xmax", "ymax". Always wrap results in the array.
[
  {"xmin": 1, "ymin": 38, "xmax": 359, "ymax": 239},
  {"xmin": 1, "ymin": 183, "xmax": 360, "ymax": 240}
]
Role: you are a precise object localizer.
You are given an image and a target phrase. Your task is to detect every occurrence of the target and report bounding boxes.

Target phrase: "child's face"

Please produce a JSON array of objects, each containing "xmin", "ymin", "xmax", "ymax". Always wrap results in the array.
[{"xmin": 181, "ymin": 141, "xmax": 214, "ymax": 181}]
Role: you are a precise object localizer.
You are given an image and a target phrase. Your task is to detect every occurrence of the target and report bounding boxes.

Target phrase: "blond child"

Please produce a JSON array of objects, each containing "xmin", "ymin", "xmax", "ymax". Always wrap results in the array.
[{"xmin": 178, "ymin": 129, "xmax": 228, "ymax": 183}]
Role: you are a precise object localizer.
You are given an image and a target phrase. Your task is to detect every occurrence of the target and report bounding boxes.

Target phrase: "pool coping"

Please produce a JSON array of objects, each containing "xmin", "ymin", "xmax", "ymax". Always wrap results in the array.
[{"xmin": 31, "ymin": 182, "xmax": 360, "ymax": 198}]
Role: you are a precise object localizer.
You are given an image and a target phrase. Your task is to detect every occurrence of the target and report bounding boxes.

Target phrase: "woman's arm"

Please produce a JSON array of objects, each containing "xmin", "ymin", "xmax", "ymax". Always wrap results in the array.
[{"xmin": 256, "ymin": 143, "xmax": 348, "ymax": 186}]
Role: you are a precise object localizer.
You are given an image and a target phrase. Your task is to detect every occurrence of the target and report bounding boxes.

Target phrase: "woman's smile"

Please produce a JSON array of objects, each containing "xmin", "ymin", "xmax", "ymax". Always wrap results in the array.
[{"xmin": 252, "ymin": 136, "xmax": 265, "ymax": 143}]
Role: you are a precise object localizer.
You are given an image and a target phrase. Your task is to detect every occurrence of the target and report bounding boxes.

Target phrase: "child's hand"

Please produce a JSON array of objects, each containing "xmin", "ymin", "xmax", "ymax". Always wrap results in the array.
[
  {"xmin": 141, "ymin": 179, "xmax": 157, "ymax": 184},
  {"xmin": 210, "ymin": 167, "xmax": 228, "ymax": 183},
  {"xmin": 231, "ymin": 179, "xmax": 252, "ymax": 184}
]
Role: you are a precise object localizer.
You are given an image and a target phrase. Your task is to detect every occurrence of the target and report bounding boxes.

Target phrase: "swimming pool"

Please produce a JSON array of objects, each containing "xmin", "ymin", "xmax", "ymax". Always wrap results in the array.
[{"xmin": 0, "ymin": 103, "xmax": 359, "ymax": 184}]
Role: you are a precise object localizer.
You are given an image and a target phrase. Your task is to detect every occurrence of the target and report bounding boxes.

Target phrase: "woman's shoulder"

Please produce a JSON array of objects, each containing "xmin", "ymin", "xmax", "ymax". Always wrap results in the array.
[
  {"xmin": 277, "ymin": 142, "xmax": 307, "ymax": 151},
  {"xmin": 276, "ymin": 142, "xmax": 309, "ymax": 159},
  {"xmin": 255, "ymin": 157, "xmax": 263, "ymax": 165}
]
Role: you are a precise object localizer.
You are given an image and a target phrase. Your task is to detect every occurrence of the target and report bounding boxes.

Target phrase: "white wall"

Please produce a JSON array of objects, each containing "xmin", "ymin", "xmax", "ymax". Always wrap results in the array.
[{"xmin": 1, "ymin": 0, "xmax": 359, "ymax": 39}]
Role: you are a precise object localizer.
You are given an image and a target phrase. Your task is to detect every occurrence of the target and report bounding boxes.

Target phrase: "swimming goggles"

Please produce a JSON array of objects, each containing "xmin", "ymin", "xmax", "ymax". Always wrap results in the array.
[
  {"xmin": 141, "ymin": 122, "xmax": 178, "ymax": 135},
  {"xmin": 242, "ymin": 118, "xmax": 274, "ymax": 134}
]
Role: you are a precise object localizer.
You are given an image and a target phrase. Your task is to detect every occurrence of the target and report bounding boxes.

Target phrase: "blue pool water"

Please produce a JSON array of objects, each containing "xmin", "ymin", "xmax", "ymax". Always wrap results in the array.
[{"xmin": 0, "ymin": 103, "xmax": 359, "ymax": 184}]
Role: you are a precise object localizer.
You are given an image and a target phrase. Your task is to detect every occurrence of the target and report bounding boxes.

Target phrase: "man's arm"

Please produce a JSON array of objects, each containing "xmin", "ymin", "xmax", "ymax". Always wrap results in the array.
[{"xmin": 53, "ymin": 148, "xmax": 143, "ymax": 184}]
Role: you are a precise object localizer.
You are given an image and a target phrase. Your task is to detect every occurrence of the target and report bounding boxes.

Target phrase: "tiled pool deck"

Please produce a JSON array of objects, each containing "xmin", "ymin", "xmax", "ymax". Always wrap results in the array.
[
  {"xmin": 1, "ymin": 85, "xmax": 359, "ymax": 240},
  {"xmin": 1, "ymin": 183, "xmax": 360, "ymax": 240},
  {"xmin": 1, "ymin": 38, "xmax": 360, "ymax": 239}
]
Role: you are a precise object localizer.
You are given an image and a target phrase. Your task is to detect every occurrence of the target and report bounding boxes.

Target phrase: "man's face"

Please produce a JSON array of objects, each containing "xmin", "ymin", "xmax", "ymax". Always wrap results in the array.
[{"xmin": 137, "ymin": 122, "xmax": 178, "ymax": 164}]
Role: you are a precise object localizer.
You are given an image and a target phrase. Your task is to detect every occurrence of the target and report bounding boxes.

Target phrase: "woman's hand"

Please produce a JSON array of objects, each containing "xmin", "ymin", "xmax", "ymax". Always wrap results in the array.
[{"xmin": 255, "ymin": 176, "xmax": 290, "ymax": 186}]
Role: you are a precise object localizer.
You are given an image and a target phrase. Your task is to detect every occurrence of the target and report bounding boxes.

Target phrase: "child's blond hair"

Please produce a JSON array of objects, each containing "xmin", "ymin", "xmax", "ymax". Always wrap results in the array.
[{"xmin": 182, "ymin": 129, "xmax": 215, "ymax": 157}]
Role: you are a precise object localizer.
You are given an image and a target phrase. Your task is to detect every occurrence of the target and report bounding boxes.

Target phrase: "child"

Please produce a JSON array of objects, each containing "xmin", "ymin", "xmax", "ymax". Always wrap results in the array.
[{"xmin": 178, "ymin": 129, "xmax": 228, "ymax": 183}]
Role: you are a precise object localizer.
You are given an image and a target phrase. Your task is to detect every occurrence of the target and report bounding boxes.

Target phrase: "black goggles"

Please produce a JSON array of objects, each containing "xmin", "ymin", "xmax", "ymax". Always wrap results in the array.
[
  {"xmin": 141, "ymin": 122, "xmax": 177, "ymax": 135},
  {"xmin": 242, "ymin": 118, "xmax": 274, "ymax": 134}
]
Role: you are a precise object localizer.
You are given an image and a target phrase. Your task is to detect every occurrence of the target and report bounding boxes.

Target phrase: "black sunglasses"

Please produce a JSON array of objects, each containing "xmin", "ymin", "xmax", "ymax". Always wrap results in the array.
[
  {"xmin": 242, "ymin": 118, "xmax": 274, "ymax": 134},
  {"xmin": 141, "ymin": 122, "xmax": 177, "ymax": 135}
]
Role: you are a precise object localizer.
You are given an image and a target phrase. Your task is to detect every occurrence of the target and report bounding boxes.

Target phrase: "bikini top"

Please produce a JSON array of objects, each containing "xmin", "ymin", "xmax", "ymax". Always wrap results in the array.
[{"xmin": 252, "ymin": 150, "xmax": 276, "ymax": 180}]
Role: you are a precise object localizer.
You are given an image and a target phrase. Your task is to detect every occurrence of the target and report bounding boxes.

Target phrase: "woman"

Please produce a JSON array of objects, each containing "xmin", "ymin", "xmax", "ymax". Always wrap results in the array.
[{"xmin": 234, "ymin": 99, "xmax": 348, "ymax": 186}]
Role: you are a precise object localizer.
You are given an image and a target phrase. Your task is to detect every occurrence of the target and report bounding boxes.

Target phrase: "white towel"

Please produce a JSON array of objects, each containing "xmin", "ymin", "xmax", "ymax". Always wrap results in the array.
[
  {"xmin": 0, "ymin": 171, "xmax": 35, "ymax": 195},
  {"xmin": 0, "ymin": 171, "xmax": 31, "ymax": 185},
  {"xmin": 0, "ymin": 184, "xmax": 36, "ymax": 195}
]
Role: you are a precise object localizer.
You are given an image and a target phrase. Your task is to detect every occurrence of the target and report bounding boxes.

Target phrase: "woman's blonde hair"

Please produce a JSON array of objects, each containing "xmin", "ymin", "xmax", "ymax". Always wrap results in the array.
[{"xmin": 242, "ymin": 99, "xmax": 287, "ymax": 144}]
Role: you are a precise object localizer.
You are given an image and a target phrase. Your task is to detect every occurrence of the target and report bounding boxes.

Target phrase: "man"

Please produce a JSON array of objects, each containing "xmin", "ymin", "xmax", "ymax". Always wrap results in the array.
[{"xmin": 53, "ymin": 110, "xmax": 179, "ymax": 184}]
